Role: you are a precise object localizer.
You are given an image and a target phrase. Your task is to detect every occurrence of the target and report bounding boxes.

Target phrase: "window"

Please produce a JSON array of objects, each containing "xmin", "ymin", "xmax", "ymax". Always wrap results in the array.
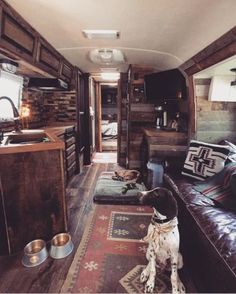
[{"xmin": 0, "ymin": 70, "xmax": 23, "ymax": 121}]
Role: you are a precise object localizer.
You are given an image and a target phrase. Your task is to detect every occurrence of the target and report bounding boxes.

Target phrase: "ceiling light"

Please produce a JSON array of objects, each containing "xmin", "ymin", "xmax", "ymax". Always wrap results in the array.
[
  {"xmin": 98, "ymin": 49, "xmax": 113, "ymax": 62},
  {"xmin": 101, "ymin": 72, "xmax": 120, "ymax": 81},
  {"xmin": 89, "ymin": 48, "xmax": 125, "ymax": 65},
  {"xmin": 100, "ymin": 67, "xmax": 118, "ymax": 72},
  {"xmin": 0, "ymin": 59, "xmax": 18, "ymax": 74},
  {"xmin": 82, "ymin": 30, "xmax": 120, "ymax": 39}
]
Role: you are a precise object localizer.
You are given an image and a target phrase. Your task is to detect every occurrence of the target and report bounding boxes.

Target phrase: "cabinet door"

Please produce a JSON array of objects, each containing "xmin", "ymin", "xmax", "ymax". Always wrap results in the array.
[
  {"xmin": 36, "ymin": 37, "xmax": 61, "ymax": 76},
  {"xmin": 0, "ymin": 150, "xmax": 67, "ymax": 254},
  {"xmin": 0, "ymin": 5, "xmax": 37, "ymax": 63},
  {"xmin": 60, "ymin": 59, "xmax": 74, "ymax": 81}
]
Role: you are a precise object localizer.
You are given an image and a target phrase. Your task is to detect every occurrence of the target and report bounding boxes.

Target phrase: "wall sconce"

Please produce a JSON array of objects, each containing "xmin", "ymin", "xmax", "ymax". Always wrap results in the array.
[
  {"xmin": 20, "ymin": 105, "xmax": 31, "ymax": 118},
  {"xmin": 20, "ymin": 104, "xmax": 31, "ymax": 129},
  {"xmin": 0, "ymin": 59, "xmax": 19, "ymax": 74}
]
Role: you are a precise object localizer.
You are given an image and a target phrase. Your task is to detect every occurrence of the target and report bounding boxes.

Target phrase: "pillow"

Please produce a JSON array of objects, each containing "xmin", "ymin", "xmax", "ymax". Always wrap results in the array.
[
  {"xmin": 182, "ymin": 140, "xmax": 231, "ymax": 181},
  {"xmin": 193, "ymin": 162, "xmax": 236, "ymax": 210},
  {"xmin": 218, "ymin": 140, "xmax": 236, "ymax": 163}
]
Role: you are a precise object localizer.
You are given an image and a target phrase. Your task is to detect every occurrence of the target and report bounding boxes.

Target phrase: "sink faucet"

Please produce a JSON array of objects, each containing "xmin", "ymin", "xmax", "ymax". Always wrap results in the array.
[{"xmin": 0, "ymin": 96, "xmax": 21, "ymax": 132}]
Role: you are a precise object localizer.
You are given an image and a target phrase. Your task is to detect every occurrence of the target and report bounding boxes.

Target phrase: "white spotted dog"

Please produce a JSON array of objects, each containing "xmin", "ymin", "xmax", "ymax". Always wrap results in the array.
[{"xmin": 139, "ymin": 187, "xmax": 185, "ymax": 294}]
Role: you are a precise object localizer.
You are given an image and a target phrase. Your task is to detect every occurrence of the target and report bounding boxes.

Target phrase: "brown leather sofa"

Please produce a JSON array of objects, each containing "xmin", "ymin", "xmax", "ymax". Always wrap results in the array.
[{"xmin": 164, "ymin": 172, "xmax": 236, "ymax": 293}]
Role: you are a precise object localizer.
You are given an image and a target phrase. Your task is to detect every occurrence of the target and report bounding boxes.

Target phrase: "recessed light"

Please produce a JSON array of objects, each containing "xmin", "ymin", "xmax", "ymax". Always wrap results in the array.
[
  {"xmin": 82, "ymin": 30, "xmax": 120, "ymax": 39},
  {"xmin": 100, "ymin": 68, "xmax": 118, "ymax": 72},
  {"xmin": 101, "ymin": 72, "xmax": 120, "ymax": 81}
]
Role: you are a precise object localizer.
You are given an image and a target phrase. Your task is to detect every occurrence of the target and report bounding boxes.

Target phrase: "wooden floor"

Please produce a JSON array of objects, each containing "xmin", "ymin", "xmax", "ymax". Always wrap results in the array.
[
  {"xmin": 0, "ymin": 158, "xmax": 199, "ymax": 293},
  {"xmin": 102, "ymin": 138, "xmax": 117, "ymax": 151},
  {"xmin": 0, "ymin": 161, "xmax": 121, "ymax": 293}
]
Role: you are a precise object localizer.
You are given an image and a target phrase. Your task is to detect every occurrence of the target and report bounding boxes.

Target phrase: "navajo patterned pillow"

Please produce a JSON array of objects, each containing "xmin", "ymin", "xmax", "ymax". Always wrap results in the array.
[{"xmin": 182, "ymin": 140, "xmax": 231, "ymax": 181}]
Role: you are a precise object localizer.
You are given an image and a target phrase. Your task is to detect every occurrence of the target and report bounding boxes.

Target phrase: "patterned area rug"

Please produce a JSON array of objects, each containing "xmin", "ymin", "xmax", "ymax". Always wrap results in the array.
[{"xmin": 61, "ymin": 205, "xmax": 192, "ymax": 293}]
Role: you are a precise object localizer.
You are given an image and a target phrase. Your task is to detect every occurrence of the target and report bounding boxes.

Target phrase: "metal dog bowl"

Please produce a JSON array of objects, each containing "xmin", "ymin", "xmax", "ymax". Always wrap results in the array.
[
  {"xmin": 22, "ymin": 239, "xmax": 48, "ymax": 267},
  {"xmin": 49, "ymin": 233, "xmax": 74, "ymax": 259}
]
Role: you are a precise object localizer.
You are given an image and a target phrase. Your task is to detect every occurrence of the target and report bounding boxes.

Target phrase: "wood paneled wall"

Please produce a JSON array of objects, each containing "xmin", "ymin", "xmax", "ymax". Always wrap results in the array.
[
  {"xmin": 1, "ymin": 88, "xmax": 77, "ymax": 131},
  {"xmin": 195, "ymin": 78, "xmax": 236, "ymax": 143},
  {"xmin": 117, "ymin": 73, "xmax": 128, "ymax": 167},
  {"xmin": 43, "ymin": 91, "xmax": 77, "ymax": 124}
]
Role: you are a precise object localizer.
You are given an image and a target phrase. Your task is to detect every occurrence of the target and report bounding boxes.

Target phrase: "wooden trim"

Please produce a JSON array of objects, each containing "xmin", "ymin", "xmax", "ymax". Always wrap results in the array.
[
  {"xmin": 59, "ymin": 149, "xmax": 68, "ymax": 232},
  {"xmin": 180, "ymin": 26, "xmax": 236, "ymax": 75},
  {"xmin": 187, "ymin": 75, "xmax": 196, "ymax": 140},
  {"xmin": 0, "ymin": 177, "xmax": 11, "ymax": 254},
  {"xmin": 74, "ymin": 67, "xmax": 81, "ymax": 174},
  {"xmin": 117, "ymin": 78, "xmax": 122, "ymax": 164},
  {"xmin": 179, "ymin": 26, "xmax": 236, "ymax": 141},
  {"xmin": 83, "ymin": 73, "xmax": 91, "ymax": 165},
  {"xmin": 95, "ymin": 83, "xmax": 102, "ymax": 152}
]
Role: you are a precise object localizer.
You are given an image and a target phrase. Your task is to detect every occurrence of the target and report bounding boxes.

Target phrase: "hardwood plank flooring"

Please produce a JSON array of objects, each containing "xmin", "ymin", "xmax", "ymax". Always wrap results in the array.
[
  {"xmin": 0, "ymin": 160, "xmax": 198, "ymax": 293},
  {"xmin": 0, "ymin": 161, "xmax": 121, "ymax": 293}
]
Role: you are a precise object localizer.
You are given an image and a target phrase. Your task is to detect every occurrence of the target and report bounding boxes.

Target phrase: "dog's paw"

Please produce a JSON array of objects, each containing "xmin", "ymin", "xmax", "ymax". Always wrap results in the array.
[
  {"xmin": 177, "ymin": 281, "xmax": 186, "ymax": 293},
  {"xmin": 140, "ymin": 270, "xmax": 148, "ymax": 283},
  {"xmin": 144, "ymin": 280, "xmax": 154, "ymax": 293},
  {"xmin": 172, "ymin": 282, "xmax": 185, "ymax": 294}
]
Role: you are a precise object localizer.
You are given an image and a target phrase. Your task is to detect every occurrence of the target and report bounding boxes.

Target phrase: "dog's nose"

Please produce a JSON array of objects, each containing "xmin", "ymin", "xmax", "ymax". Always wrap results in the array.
[
  {"xmin": 137, "ymin": 191, "xmax": 148, "ymax": 204},
  {"xmin": 139, "ymin": 191, "xmax": 148, "ymax": 197}
]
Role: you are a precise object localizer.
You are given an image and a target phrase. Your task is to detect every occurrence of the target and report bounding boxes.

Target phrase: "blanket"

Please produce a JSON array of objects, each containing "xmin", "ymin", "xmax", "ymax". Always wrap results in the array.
[
  {"xmin": 193, "ymin": 162, "xmax": 236, "ymax": 210},
  {"xmin": 102, "ymin": 121, "xmax": 118, "ymax": 137}
]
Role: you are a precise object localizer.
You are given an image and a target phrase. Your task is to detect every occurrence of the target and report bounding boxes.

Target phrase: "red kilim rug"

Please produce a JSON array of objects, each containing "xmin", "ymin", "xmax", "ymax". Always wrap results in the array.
[{"xmin": 61, "ymin": 205, "xmax": 191, "ymax": 293}]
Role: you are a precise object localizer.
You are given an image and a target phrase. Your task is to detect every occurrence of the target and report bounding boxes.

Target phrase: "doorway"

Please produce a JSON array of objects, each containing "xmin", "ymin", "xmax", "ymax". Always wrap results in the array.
[{"xmin": 100, "ymin": 84, "xmax": 118, "ymax": 152}]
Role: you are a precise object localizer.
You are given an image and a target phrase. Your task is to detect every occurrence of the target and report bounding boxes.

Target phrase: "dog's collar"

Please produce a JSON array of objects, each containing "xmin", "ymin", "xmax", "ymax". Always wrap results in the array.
[{"xmin": 151, "ymin": 214, "xmax": 171, "ymax": 224}]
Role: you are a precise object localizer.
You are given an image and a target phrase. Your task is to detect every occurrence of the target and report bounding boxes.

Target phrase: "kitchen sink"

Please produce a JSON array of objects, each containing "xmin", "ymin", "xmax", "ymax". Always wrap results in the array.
[{"xmin": 3, "ymin": 130, "xmax": 51, "ymax": 145}]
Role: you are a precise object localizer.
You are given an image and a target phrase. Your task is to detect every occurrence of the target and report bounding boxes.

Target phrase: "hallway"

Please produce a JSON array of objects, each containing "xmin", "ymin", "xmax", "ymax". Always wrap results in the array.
[{"xmin": 93, "ymin": 151, "xmax": 117, "ymax": 163}]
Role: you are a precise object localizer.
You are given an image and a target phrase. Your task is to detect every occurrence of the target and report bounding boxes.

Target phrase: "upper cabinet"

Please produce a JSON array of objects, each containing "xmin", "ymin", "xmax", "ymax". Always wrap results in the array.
[
  {"xmin": 0, "ymin": 0, "xmax": 76, "ymax": 84},
  {"xmin": 0, "ymin": 4, "xmax": 37, "ymax": 63},
  {"xmin": 35, "ymin": 37, "xmax": 61, "ymax": 77},
  {"xmin": 60, "ymin": 58, "xmax": 74, "ymax": 81}
]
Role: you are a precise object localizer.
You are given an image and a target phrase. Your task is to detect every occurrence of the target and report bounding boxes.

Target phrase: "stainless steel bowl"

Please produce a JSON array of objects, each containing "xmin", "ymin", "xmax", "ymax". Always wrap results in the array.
[
  {"xmin": 22, "ymin": 239, "xmax": 48, "ymax": 267},
  {"xmin": 49, "ymin": 233, "xmax": 74, "ymax": 259}
]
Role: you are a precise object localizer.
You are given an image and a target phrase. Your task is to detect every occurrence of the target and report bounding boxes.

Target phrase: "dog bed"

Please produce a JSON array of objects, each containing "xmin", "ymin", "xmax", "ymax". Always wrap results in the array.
[{"xmin": 93, "ymin": 171, "xmax": 147, "ymax": 204}]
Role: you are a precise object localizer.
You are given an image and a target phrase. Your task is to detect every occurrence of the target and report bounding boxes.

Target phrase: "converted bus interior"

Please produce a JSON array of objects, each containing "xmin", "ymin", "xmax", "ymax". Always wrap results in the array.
[{"xmin": 0, "ymin": 0, "xmax": 236, "ymax": 293}]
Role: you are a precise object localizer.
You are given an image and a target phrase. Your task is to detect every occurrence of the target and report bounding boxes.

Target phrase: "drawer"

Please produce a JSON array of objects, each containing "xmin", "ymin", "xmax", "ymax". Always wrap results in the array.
[
  {"xmin": 66, "ymin": 144, "xmax": 75, "ymax": 156},
  {"xmin": 67, "ymin": 162, "xmax": 76, "ymax": 179},
  {"xmin": 65, "ymin": 136, "xmax": 76, "ymax": 148},
  {"xmin": 66, "ymin": 151, "xmax": 76, "ymax": 167},
  {"xmin": 130, "ymin": 112, "xmax": 156, "ymax": 122}
]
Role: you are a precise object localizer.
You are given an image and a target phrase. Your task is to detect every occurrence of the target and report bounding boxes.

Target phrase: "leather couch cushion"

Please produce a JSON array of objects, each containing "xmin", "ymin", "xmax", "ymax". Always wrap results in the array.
[
  {"xmin": 164, "ymin": 172, "xmax": 236, "ymax": 277},
  {"xmin": 187, "ymin": 204, "xmax": 236, "ymax": 275}
]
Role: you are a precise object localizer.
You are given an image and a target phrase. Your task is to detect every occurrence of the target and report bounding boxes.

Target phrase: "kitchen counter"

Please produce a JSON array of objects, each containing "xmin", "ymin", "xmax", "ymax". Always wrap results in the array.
[
  {"xmin": 142, "ymin": 127, "xmax": 188, "ymax": 156},
  {"xmin": 43, "ymin": 124, "xmax": 75, "ymax": 137},
  {"xmin": 0, "ymin": 129, "xmax": 64, "ymax": 155}
]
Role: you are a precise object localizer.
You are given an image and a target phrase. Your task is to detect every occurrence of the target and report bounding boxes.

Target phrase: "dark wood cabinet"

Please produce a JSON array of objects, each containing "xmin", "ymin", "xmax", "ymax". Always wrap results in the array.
[
  {"xmin": 64, "ymin": 127, "xmax": 77, "ymax": 182},
  {"xmin": 0, "ymin": 4, "xmax": 37, "ymax": 63},
  {"xmin": 0, "ymin": 149, "xmax": 67, "ymax": 255},
  {"xmin": 0, "ymin": 1, "xmax": 75, "ymax": 84},
  {"xmin": 142, "ymin": 128, "xmax": 188, "ymax": 159},
  {"xmin": 130, "ymin": 103, "xmax": 156, "ymax": 122},
  {"xmin": 141, "ymin": 128, "xmax": 188, "ymax": 188},
  {"xmin": 60, "ymin": 58, "xmax": 74, "ymax": 82},
  {"xmin": 57, "ymin": 126, "xmax": 78, "ymax": 183},
  {"xmin": 125, "ymin": 65, "xmax": 156, "ymax": 169},
  {"xmin": 36, "ymin": 37, "xmax": 61, "ymax": 76}
]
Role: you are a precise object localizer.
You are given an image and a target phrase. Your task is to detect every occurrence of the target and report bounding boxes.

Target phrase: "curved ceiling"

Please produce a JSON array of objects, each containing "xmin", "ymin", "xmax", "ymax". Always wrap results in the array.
[{"xmin": 6, "ymin": 0, "xmax": 236, "ymax": 76}]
